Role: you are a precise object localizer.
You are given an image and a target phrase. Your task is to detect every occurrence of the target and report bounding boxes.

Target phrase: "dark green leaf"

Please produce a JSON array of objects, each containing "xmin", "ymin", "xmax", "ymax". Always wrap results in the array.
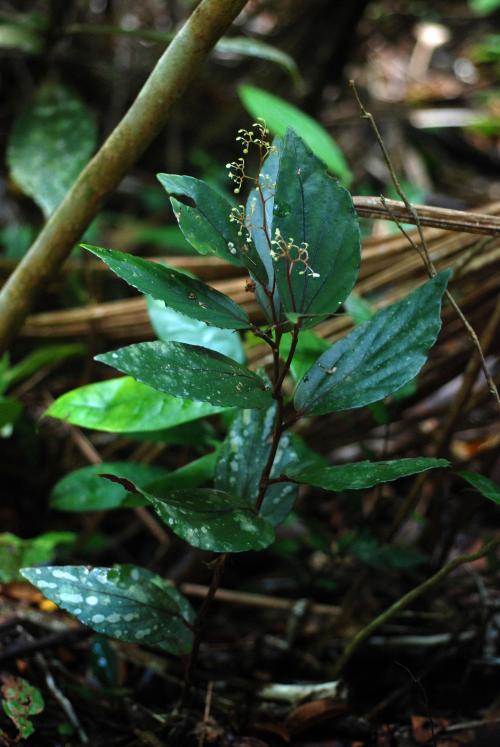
[
  {"xmin": 458, "ymin": 471, "xmax": 500, "ymax": 505},
  {"xmin": 238, "ymin": 86, "xmax": 352, "ymax": 183},
  {"xmin": 0, "ymin": 532, "xmax": 76, "ymax": 583},
  {"xmin": 271, "ymin": 130, "xmax": 361, "ymax": 328},
  {"xmin": 157, "ymin": 174, "xmax": 267, "ymax": 283},
  {"xmin": 21, "ymin": 565, "xmax": 194, "ymax": 655},
  {"xmin": 7, "ymin": 83, "xmax": 97, "ymax": 218},
  {"xmin": 84, "ymin": 245, "xmax": 250, "ymax": 330},
  {"xmin": 1, "ymin": 675, "xmax": 44, "ymax": 740},
  {"xmin": 286, "ymin": 458, "xmax": 449, "ymax": 491},
  {"xmin": 245, "ymin": 136, "xmax": 284, "ymax": 321},
  {"xmin": 45, "ymin": 376, "xmax": 225, "ymax": 432},
  {"xmin": 50, "ymin": 462, "xmax": 169, "ymax": 512},
  {"xmin": 96, "ymin": 342, "xmax": 273, "ymax": 409},
  {"xmin": 122, "ymin": 482, "xmax": 274, "ymax": 552},
  {"xmin": 215, "ymin": 405, "xmax": 300, "ymax": 526},
  {"xmin": 338, "ymin": 531, "xmax": 426, "ymax": 570},
  {"xmin": 294, "ymin": 272, "xmax": 450, "ymax": 414},
  {"xmin": 147, "ymin": 297, "xmax": 245, "ymax": 363}
]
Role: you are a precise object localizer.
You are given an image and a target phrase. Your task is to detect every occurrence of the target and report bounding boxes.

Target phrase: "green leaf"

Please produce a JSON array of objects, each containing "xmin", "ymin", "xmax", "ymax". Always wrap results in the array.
[
  {"xmin": 96, "ymin": 342, "xmax": 273, "ymax": 409},
  {"xmin": 21, "ymin": 565, "xmax": 194, "ymax": 655},
  {"xmin": 469, "ymin": 0, "xmax": 500, "ymax": 14},
  {"xmin": 45, "ymin": 376, "xmax": 226, "ymax": 432},
  {"xmin": 50, "ymin": 462, "xmax": 169, "ymax": 512},
  {"xmin": 145, "ymin": 451, "xmax": 218, "ymax": 494},
  {"xmin": 0, "ymin": 22, "xmax": 42, "ymax": 54},
  {"xmin": 271, "ymin": 130, "xmax": 361, "ymax": 328},
  {"xmin": 1, "ymin": 675, "xmax": 44, "ymax": 740},
  {"xmin": 279, "ymin": 329, "xmax": 329, "ymax": 382},
  {"xmin": 215, "ymin": 404, "xmax": 300, "ymax": 526},
  {"xmin": 7, "ymin": 83, "xmax": 97, "ymax": 218},
  {"xmin": 294, "ymin": 272, "xmax": 450, "ymax": 415},
  {"xmin": 245, "ymin": 136, "xmax": 284, "ymax": 321},
  {"xmin": 1, "ymin": 343, "xmax": 85, "ymax": 392},
  {"xmin": 215, "ymin": 37, "xmax": 299, "ymax": 82},
  {"xmin": 0, "ymin": 532, "xmax": 76, "ymax": 583},
  {"xmin": 238, "ymin": 85, "xmax": 352, "ymax": 184},
  {"xmin": 147, "ymin": 297, "xmax": 245, "ymax": 363},
  {"xmin": 121, "ymin": 483, "xmax": 274, "ymax": 553},
  {"xmin": 0, "ymin": 396, "xmax": 22, "ymax": 430},
  {"xmin": 157, "ymin": 174, "xmax": 267, "ymax": 283},
  {"xmin": 344, "ymin": 292, "xmax": 375, "ymax": 325},
  {"xmin": 84, "ymin": 245, "xmax": 251, "ymax": 330},
  {"xmin": 286, "ymin": 458, "xmax": 449, "ymax": 492},
  {"xmin": 458, "ymin": 471, "xmax": 500, "ymax": 505}
]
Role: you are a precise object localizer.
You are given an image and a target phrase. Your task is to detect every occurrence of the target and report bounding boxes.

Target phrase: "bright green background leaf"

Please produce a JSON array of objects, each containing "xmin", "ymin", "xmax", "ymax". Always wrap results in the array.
[
  {"xmin": 0, "ymin": 532, "xmax": 75, "ymax": 583},
  {"xmin": 239, "ymin": 85, "xmax": 352, "ymax": 184},
  {"xmin": 147, "ymin": 296, "xmax": 245, "ymax": 363},
  {"xmin": 459, "ymin": 471, "xmax": 500, "ymax": 505},
  {"xmin": 45, "ymin": 376, "xmax": 226, "ymax": 432}
]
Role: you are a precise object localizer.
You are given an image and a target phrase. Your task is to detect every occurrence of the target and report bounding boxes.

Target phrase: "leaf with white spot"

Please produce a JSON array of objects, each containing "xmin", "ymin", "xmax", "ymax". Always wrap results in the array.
[
  {"xmin": 96, "ymin": 341, "xmax": 273, "ymax": 409},
  {"xmin": 215, "ymin": 404, "xmax": 300, "ymax": 526},
  {"xmin": 286, "ymin": 458, "xmax": 449, "ymax": 491},
  {"xmin": 294, "ymin": 272, "xmax": 450, "ymax": 414},
  {"xmin": 109, "ymin": 480, "xmax": 275, "ymax": 553},
  {"xmin": 20, "ymin": 565, "xmax": 194, "ymax": 655},
  {"xmin": 7, "ymin": 83, "xmax": 96, "ymax": 218},
  {"xmin": 84, "ymin": 245, "xmax": 251, "ymax": 330}
]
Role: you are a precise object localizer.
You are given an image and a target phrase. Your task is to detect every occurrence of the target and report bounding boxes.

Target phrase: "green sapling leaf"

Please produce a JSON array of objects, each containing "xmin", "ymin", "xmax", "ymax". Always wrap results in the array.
[
  {"xmin": 286, "ymin": 458, "xmax": 449, "ymax": 491},
  {"xmin": 110, "ymin": 479, "xmax": 275, "ymax": 552},
  {"xmin": 96, "ymin": 341, "xmax": 273, "ymax": 409},
  {"xmin": 84, "ymin": 245, "xmax": 251, "ymax": 330},
  {"xmin": 294, "ymin": 271, "xmax": 450, "ymax": 415},
  {"xmin": 270, "ymin": 129, "xmax": 361, "ymax": 328}
]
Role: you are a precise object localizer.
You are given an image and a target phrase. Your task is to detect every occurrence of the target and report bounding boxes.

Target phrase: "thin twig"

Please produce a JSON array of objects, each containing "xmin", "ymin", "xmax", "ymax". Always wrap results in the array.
[
  {"xmin": 350, "ymin": 80, "xmax": 500, "ymax": 411},
  {"xmin": 332, "ymin": 535, "xmax": 500, "ymax": 677}
]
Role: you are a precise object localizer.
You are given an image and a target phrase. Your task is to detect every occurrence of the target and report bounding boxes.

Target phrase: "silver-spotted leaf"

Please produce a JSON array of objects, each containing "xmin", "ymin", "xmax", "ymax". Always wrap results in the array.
[
  {"xmin": 271, "ymin": 130, "xmax": 361, "ymax": 328},
  {"xmin": 21, "ymin": 565, "xmax": 194, "ymax": 655},
  {"xmin": 96, "ymin": 342, "xmax": 273, "ymax": 409},
  {"xmin": 45, "ymin": 376, "xmax": 225, "ymax": 432},
  {"xmin": 215, "ymin": 405, "xmax": 299, "ymax": 526},
  {"xmin": 122, "ymin": 483, "xmax": 274, "ymax": 553},
  {"xmin": 294, "ymin": 271, "xmax": 450, "ymax": 415},
  {"xmin": 84, "ymin": 245, "xmax": 251, "ymax": 330},
  {"xmin": 286, "ymin": 458, "xmax": 449, "ymax": 491}
]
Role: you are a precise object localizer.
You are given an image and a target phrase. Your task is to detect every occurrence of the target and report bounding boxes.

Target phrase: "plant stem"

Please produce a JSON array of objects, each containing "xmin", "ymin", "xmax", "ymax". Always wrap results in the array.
[
  {"xmin": 332, "ymin": 535, "xmax": 500, "ymax": 677},
  {"xmin": 180, "ymin": 553, "xmax": 226, "ymax": 706},
  {"xmin": 0, "ymin": 0, "xmax": 248, "ymax": 354}
]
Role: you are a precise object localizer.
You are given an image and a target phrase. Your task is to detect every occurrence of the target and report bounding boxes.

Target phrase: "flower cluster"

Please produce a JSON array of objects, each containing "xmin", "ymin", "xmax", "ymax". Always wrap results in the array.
[
  {"xmin": 270, "ymin": 228, "xmax": 320, "ymax": 278},
  {"xmin": 226, "ymin": 119, "xmax": 274, "ymax": 194}
]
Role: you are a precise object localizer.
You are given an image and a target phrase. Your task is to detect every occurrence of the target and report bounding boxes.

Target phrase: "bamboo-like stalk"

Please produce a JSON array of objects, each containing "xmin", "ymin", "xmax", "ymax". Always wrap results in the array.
[{"xmin": 0, "ymin": 0, "xmax": 248, "ymax": 354}]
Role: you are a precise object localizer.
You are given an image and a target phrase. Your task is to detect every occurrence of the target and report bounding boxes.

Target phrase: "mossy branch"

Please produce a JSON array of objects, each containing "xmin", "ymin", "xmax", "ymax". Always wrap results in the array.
[{"xmin": 0, "ymin": 0, "xmax": 248, "ymax": 354}]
